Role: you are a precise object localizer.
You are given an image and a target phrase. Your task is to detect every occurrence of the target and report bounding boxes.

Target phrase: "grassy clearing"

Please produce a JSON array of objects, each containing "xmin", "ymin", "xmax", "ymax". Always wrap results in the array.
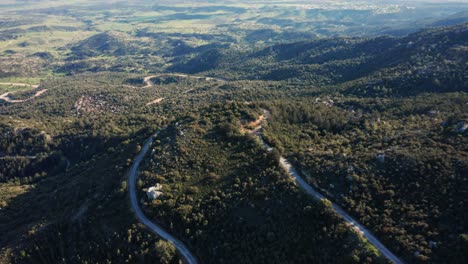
[
  {"xmin": 0, "ymin": 85, "xmax": 31, "ymax": 94},
  {"xmin": 0, "ymin": 30, "xmax": 96, "ymax": 54},
  {"xmin": 0, "ymin": 77, "xmax": 42, "ymax": 85},
  {"xmin": 0, "ymin": 184, "xmax": 34, "ymax": 208},
  {"xmin": 151, "ymin": 20, "xmax": 216, "ymax": 33}
]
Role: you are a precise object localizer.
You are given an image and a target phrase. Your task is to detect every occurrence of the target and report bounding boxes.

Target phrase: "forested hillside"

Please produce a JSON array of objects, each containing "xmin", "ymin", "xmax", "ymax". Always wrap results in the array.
[
  {"xmin": 262, "ymin": 94, "xmax": 468, "ymax": 263},
  {"xmin": 171, "ymin": 23, "xmax": 467, "ymax": 97},
  {"xmin": 138, "ymin": 102, "xmax": 385, "ymax": 263},
  {"xmin": 0, "ymin": 1, "xmax": 467, "ymax": 263}
]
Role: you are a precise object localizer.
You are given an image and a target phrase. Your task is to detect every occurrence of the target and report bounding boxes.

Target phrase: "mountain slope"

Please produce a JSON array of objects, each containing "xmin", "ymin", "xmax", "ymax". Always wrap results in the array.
[{"xmin": 170, "ymin": 23, "xmax": 468, "ymax": 96}]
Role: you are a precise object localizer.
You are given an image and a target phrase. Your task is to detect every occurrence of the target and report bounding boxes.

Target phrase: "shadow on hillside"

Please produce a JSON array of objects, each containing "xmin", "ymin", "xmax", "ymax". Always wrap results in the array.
[{"xmin": 0, "ymin": 132, "xmax": 160, "ymax": 262}]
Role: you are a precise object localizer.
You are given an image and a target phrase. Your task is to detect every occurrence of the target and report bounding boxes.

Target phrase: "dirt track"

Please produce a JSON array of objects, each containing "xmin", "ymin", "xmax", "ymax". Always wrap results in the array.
[{"xmin": 0, "ymin": 83, "xmax": 47, "ymax": 103}]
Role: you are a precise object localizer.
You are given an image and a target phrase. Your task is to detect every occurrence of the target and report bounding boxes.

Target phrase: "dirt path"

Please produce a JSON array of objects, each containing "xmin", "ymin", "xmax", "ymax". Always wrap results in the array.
[
  {"xmin": 0, "ymin": 84, "xmax": 47, "ymax": 103},
  {"xmin": 145, "ymin": 98, "xmax": 164, "ymax": 106},
  {"xmin": 143, "ymin": 75, "xmax": 157, "ymax": 88},
  {"xmin": 246, "ymin": 109, "xmax": 403, "ymax": 264},
  {"xmin": 143, "ymin": 73, "xmax": 226, "ymax": 105},
  {"xmin": 142, "ymin": 73, "xmax": 226, "ymax": 88}
]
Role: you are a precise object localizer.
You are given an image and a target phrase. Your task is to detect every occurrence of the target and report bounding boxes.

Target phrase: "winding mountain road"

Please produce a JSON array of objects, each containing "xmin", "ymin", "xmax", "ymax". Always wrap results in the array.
[
  {"xmin": 130, "ymin": 73, "xmax": 402, "ymax": 264},
  {"xmin": 142, "ymin": 73, "xmax": 226, "ymax": 88},
  {"xmin": 141, "ymin": 73, "xmax": 226, "ymax": 105},
  {"xmin": 0, "ymin": 83, "xmax": 47, "ymax": 103},
  {"xmin": 0, "ymin": 73, "xmax": 402, "ymax": 263},
  {"xmin": 128, "ymin": 73, "xmax": 225, "ymax": 262},
  {"xmin": 254, "ymin": 109, "xmax": 403, "ymax": 264},
  {"xmin": 128, "ymin": 133, "xmax": 198, "ymax": 264},
  {"xmin": 127, "ymin": 73, "xmax": 230, "ymax": 263}
]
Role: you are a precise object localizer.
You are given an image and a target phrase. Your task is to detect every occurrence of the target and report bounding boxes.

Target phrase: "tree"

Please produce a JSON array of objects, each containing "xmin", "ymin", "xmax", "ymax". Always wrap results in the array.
[
  {"xmin": 120, "ymin": 181, "xmax": 127, "ymax": 192},
  {"xmin": 135, "ymin": 144, "xmax": 142, "ymax": 154},
  {"xmin": 154, "ymin": 240, "xmax": 176, "ymax": 264}
]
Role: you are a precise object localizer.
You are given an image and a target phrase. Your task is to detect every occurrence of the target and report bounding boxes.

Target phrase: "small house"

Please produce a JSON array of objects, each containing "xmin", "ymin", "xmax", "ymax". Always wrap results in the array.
[{"xmin": 147, "ymin": 184, "xmax": 163, "ymax": 200}]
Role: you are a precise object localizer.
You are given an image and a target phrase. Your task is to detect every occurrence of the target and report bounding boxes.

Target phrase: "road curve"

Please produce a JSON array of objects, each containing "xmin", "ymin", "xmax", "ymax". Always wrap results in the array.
[
  {"xmin": 142, "ymin": 73, "xmax": 226, "ymax": 88},
  {"xmin": 0, "ymin": 83, "xmax": 47, "ymax": 103},
  {"xmin": 128, "ymin": 131, "xmax": 198, "ymax": 264},
  {"xmin": 256, "ymin": 109, "xmax": 404, "ymax": 264},
  {"xmin": 0, "ymin": 89, "xmax": 48, "ymax": 103}
]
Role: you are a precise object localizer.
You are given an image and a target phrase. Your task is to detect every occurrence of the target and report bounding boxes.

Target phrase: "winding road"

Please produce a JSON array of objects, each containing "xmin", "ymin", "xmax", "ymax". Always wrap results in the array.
[
  {"xmin": 141, "ymin": 73, "xmax": 226, "ymax": 105},
  {"xmin": 142, "ymin": 73, "xmax": 226, "ymax": 88},
  {"xmin": 128, "ymin": 131, "xmax": 198, "ymax": 264},
  {"xmin": 127, "ymin": 73, "xmax": 229, "ymax": 263},
  {"xmin": 253, "ymin": 109, "xmax": 403, "ymax": 264},
  {"xmin": 128, "ymin": 73, "xmax": 225, "ymax": 262},
  {"xmin": 0, "ymin": 83, "xmax": 47, "ymax": 103},
  {"xmin": 129, "ymin": 74, "xmax": 402, "ymax": 264}
]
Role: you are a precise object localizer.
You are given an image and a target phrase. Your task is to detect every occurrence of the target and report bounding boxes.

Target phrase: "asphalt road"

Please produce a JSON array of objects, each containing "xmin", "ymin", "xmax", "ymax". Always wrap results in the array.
[
  {"xmin": 258, "ymin": 109, "xmax": 404, "ymax": 264},
  {"xmin": 128, "ymin": 80, "xmax": 403, "ymax": 264},
  {"xmin": 128, "ymin": 132, "xmax": 198, "ymax": 264},
  {"xmin": 278, "ymin": 157, "xmax": 403, "ymax": 264}
]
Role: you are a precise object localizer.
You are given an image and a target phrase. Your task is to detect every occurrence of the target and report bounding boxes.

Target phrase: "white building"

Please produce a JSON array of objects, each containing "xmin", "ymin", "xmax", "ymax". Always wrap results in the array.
[{"xmin": 147, "ymin": 184, "xmax": 163, "ymax": 200}]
